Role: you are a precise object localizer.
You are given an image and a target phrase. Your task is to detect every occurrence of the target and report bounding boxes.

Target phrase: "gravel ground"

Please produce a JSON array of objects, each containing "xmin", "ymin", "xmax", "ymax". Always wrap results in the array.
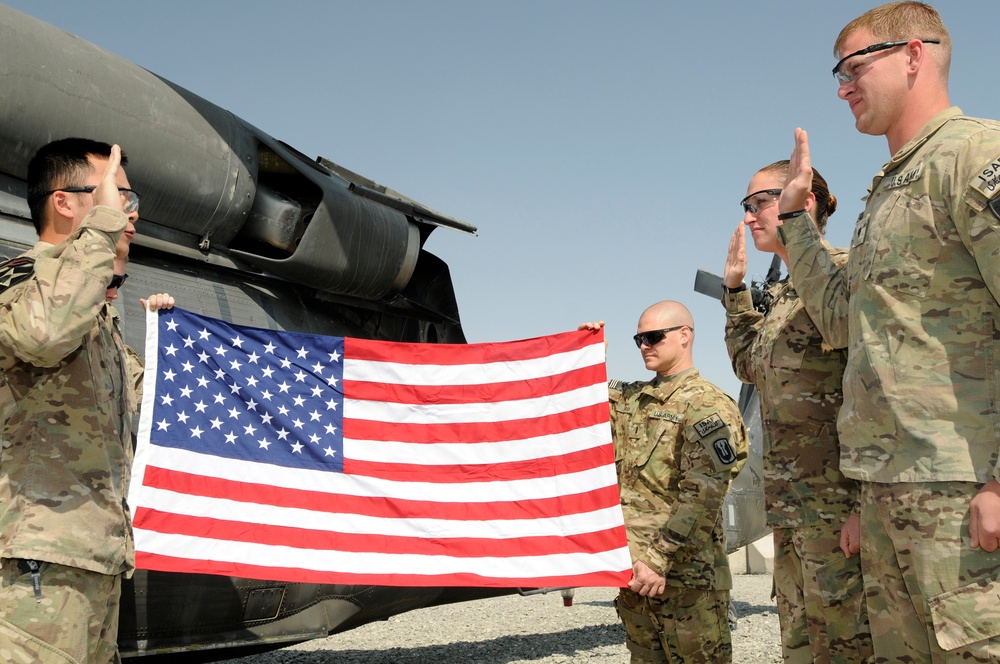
[{"xmin": 219, "ymin": 573, "xmax": 780, "ymax": 663}]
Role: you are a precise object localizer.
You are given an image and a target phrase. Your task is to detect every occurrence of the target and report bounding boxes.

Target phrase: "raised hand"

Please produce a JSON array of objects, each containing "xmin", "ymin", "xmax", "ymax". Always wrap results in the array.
[
  {"xmin": 723, "ymin": 221, "xmax": 747, "ymax": 289},
  {"xmin": 779, "ymin": 128, "xmax": 813, "ymax": 215},
  {"xmin": 92, "ymin": 144, "xmax": 125, "ymax": 212}
]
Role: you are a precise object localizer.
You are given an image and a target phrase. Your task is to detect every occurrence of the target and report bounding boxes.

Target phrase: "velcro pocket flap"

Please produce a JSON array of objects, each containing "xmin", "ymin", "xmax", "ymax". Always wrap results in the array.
[{"xmin": 929, "ymin": 573, "xmax": 1000, "ymax": 651}]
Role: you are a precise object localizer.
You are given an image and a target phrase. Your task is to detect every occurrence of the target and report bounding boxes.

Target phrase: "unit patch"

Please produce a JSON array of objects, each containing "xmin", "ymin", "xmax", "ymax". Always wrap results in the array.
[
  {"xmin": 713, "ymin": 438, "xmax": 737, "ymax": 466},
  {"xmin": 0, "ymin": 257, "xmax": 35, "ymax": 294},
  {"xmin": 693, "ymin": 413, "xmax": 724, "ymax": 438}
]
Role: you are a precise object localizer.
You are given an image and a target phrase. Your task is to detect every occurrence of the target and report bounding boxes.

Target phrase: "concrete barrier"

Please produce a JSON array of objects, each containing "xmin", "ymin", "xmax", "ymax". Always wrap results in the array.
[{"xmin": 728, "ymin": 532, "xmax": 774, "ymax": 575}]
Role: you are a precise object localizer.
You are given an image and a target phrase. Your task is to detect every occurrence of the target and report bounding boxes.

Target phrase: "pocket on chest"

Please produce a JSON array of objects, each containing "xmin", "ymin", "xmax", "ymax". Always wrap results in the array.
[
  {"xmin": 626, "ymin": 412, "xmax": 682, "ymax": 470},
  {"xmin": 860, "ymin": 191, "xmax": 944, "ymax": 297}
]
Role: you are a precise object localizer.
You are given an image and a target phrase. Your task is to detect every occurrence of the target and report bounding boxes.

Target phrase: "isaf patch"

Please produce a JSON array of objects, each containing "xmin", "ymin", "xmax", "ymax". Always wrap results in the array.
[
  {"xmin": 692, "ymin": 413, "xmax": 739, "ymax": 471},
  {"xmin": 693, "ymin": 413, "xmax": 725, "ymax": 438},
  {"xmin": 971, "ymin": 155, "xmax": 1000, "ymax": 204}
]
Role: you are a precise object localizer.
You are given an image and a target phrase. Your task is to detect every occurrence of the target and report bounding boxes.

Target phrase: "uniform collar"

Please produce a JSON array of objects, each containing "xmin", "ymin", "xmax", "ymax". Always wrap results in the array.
[
  {"xmin": 644, "ymin": 367, "xmax": 698, "ymax": 399},
  {"xmin": 871, "ymin": 106, "xmax": 962, "ymax": 193}
]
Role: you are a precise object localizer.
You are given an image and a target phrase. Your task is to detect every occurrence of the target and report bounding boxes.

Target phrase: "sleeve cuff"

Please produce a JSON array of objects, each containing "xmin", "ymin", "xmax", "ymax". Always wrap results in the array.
[
  {"xmin": 641, "ymin": 548, "xmax": 668, "ymax": 577},
  {"xmin": 777, "ymin": 210, "xmax": 821, "ymax": 246},
  {"xmin": 723, "ymin": 287, "xmax": 754, "ymax": 314},
  {"xmin": 79, "ymin": 205, "xmax": 128, "ymax": 235}
]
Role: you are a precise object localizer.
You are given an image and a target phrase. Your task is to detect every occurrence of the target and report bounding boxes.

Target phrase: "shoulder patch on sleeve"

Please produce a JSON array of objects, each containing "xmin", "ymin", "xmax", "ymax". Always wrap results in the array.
[
  {"xmin": 693, "ymin": 413, "xmax": 725, "ymax": 438},
  {"xmin": 971, "ymin": 155, "xmax": 1000, "ymax": 202},
  {"xmin": 989, "ymin": 197, "xmax": 1000, "ymax": 222},
  {"xmin": 0, "ymin": 257, "xmax": 35, "ymax": 294},
  {"xmin": 712, "ymin": 437, "xmax": 738, "ymax": 467}
]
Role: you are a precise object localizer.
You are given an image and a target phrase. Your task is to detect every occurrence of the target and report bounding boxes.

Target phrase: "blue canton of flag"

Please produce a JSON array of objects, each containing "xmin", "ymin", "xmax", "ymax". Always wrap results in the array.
[{"xmin": 151, "ymin": 308, "xmax": 346, "ymax": 472}]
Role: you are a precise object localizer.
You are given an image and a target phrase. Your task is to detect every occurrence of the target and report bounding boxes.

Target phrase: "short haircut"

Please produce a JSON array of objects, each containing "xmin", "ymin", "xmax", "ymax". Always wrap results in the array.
[
  {"xmin": 835, "ymin": 2, "xmax": 951, "ymax": 78},
  {"xmin": 26, "ymin": 137, "xmax": 128, "ymax": 234}
]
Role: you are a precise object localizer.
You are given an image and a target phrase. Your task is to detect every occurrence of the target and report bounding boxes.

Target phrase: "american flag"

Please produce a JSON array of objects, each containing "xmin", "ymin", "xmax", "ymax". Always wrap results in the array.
[{"xmin": 129, "ymin": 307, "xmax": 632, "ymax": 587}]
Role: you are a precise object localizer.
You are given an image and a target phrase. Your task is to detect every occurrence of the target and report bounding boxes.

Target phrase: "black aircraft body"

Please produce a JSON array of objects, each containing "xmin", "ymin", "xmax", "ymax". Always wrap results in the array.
[{"xmin": 0, "ymin": 4, "xmax": 767, "ymax": 660}]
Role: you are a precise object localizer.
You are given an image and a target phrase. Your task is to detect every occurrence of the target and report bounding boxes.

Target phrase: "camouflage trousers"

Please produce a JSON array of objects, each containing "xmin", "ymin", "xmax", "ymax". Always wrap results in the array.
[
  {"xmin": 772, "ymin": 525, "xmax": 872, "ymax": 663},
  {"xmin": 860, "ymin": 481, "xmax": 1000, "ymax": 662},
  {"xmin": 0, "ymin": 558, "xmax": 122, "ymax": 664},
  {"xmin": 616, "ymin": 586, "xmax": 731, "ymax": 663}
]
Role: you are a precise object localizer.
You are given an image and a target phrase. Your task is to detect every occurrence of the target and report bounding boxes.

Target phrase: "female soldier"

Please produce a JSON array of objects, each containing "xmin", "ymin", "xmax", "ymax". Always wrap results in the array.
[{"xmin": 722, "ymin": 161, "xmax": 871, "ymax": 663}]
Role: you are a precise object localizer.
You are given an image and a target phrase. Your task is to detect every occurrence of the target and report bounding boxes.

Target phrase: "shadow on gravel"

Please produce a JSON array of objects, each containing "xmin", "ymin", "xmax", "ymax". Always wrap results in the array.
[
  {"xmin": 572, "ymin": 599, "xmax": 614, "ymax": 608},
  {"xmin": 733, "ymin": 599, "xmax": 778, "ymax": 619},
  {"xmin": 280, "ymin": 624, "xmax": 626, "ymax": 663}
]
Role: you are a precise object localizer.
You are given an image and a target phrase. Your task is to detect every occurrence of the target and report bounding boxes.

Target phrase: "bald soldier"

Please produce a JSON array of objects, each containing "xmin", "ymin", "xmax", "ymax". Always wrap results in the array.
[{"xmin": 581, "ymin": 301, "xmax": 748, "ymax": 663}]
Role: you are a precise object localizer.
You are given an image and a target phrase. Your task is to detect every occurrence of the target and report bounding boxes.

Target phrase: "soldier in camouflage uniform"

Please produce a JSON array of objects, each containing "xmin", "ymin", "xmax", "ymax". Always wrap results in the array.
[
  {"xmin": 722, "ymin": 162, "xmax": 872, "ymax": 663},
  {"xmin": 582, "ymin": 301, "xmax": 748, "ymax": 663},
  {"xmin": 776, "ymin": 3, "xmax": 1000, "ymax": 661},
  {"xmin": 0, "ymin": 138, "xmax": 172, "ymax": 664}
]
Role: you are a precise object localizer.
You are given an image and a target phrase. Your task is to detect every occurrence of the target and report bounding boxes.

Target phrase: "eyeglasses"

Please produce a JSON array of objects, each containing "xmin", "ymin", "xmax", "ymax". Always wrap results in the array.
[
  {"xmin": 740, "ymin": 189, "xmax": 782, "ymax": 214},
  {"xmin": 107, "ymin": 273, "xmax": 128, "ymax": 289},
  {"xmin": 39, "ymin": 185, "xmax": 141, "ymax": 214},
  {"xmin": 633, "ymin": 325, "xmax": 689, "ymax": 349},
  {"xmin": 832, "ymin": 39, "xmax": 940, "ymax": 85}
]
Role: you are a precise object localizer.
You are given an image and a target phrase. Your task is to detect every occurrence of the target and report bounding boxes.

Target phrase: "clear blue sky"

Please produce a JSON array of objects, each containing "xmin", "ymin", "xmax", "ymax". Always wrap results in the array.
[{"xmin": 6, "ymin": 1, "xmax": 995, "ymax": 398}]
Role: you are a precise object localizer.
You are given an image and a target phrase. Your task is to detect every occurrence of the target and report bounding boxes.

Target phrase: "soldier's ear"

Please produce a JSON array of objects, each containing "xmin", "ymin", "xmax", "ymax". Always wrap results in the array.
[
  {"xmin": 803, "ymin": 191, "xmax": 818, "ymax": 214},
  {"xmin": 49, "ymin": 190, "xmax": 77, "ymax": 220},
  {"xmin": 679, "ymin": 325, "xmax": 694, "ymax": 346}
]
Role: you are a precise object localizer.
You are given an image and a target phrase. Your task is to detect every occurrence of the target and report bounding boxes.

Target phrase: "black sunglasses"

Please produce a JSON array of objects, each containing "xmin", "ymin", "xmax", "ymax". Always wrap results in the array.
[
  {"xmin": 108, "ymin": 273, "xmax": 128, "ymax": 289},
  {"xmin": 832, "ymin": 39, "xmax": 940, "ymax": 85},
  {"xmin": 633, "ymin": 325, "xmax": 689, "ymax": 349}
]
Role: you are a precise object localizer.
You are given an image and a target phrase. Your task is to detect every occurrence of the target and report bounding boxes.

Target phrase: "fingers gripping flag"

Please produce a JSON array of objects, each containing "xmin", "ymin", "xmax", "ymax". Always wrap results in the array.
[{"xmin": 128, "ymin": 307, "xmax": 632, "ymax": 587}]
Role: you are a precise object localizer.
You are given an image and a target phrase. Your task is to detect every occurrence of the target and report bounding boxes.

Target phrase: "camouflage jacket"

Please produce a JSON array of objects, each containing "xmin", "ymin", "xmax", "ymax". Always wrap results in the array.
[
  {"xmin": 780, "ymin": 107, "xmax": 1000, "ymax": 483},
  {"xmin": 724, "ymin": 256, "xmax": 858, "ymax": 529},
  {"xmin": 0, "ymin": 205, "xmax": 138, "ymax": 576},
  {"xmin": 609, "ymin": 368, "xmax": 747, "ymax": 590}
]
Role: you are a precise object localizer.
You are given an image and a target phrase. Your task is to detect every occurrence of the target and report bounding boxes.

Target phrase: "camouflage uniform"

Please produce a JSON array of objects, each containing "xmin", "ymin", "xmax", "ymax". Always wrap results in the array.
[
  {"xmin": 780, "ymin": 107, "xmax": 1000, "ymax": 661},
  {"xmin": 609, "ymin": 368, "xmax": 747, "ymax": 663},
  {"xmin": 0, "ymin": 205, "xmax": 136, "ymax": 663},
  {"xmin": 723, "ymin": 260, "xmax": 872, "ymax": 664}
]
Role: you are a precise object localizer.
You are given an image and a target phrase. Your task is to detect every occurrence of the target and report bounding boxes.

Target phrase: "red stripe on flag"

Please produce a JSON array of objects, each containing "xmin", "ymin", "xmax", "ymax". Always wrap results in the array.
[
  {"xmin": 135, "ymin": 552, "xmax": 631, "ymax": 588},
  {"xmin": 344, "ymin": 329, "xmax": 601, "ymax": 365},
  {"xmin": 343, "ymin": 403, "xmax": 609, "ymax": 444},
  {"xmin": 343, "ymin": 363, "xmax": 607, "ymax": 405},
  {"xmin": 134, "ymin": 507, "xmax": 629, "ymax": 559},
  {"xmin": 136, "ymin": 465, "xmax": 621, "ymax": 520},
  {"xmin": 341, "ymin": 445, "xmax": 611, "ymax": 483}
]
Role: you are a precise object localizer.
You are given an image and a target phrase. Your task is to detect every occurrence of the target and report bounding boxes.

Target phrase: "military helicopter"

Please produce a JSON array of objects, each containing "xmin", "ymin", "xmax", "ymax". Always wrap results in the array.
[
  {"xmin": 695, "ymin": 261, "xmax": 775, "ymax": 563},
  {"xmin": 0, "ymin": 4, "xmax": 767, "ymax": 660}
]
